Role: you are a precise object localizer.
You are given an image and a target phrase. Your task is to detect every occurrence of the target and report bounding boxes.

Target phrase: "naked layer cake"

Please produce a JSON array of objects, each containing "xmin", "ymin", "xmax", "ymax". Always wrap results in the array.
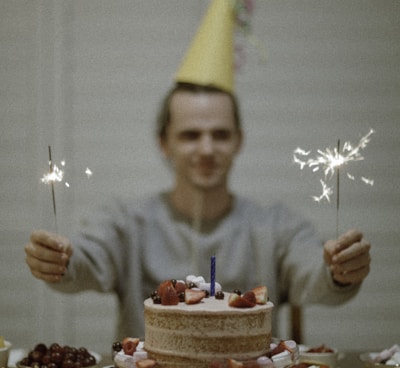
[{"xmin": 143, "ymin": 293, "xmax": 274, "ymax": 368}]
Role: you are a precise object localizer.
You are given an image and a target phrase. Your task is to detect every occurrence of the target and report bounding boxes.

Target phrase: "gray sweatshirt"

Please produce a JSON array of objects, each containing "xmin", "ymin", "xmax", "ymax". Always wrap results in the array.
[{"xmin": 50, "ymin": 192, "xmax": 359, "ymax": 339}]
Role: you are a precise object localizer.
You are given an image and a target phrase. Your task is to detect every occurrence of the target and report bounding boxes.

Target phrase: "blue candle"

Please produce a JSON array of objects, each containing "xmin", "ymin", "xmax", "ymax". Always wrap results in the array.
[{"xmin": 210, "ymin": 255, "xmax": 216, "ymax": 297}]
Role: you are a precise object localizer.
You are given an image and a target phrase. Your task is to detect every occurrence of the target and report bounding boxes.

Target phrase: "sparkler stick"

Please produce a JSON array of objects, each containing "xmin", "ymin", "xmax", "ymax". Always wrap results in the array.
[
  {"xmin": 336, "ymin": 139, "xmax": 340, "ymax": 240},
  {"xmin": 191, "ymin": 192, "xmax": 204, "ymax": 275},
  {"xmin": 48, "ymin": 145, "xmax": 58, "ymax": 233}
]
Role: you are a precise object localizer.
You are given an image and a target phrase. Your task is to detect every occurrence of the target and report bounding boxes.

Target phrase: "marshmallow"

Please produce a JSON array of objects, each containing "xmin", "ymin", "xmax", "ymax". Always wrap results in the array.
[
  {"xmin": 199, "ymin": 282, "xmax": 222, "ymax": 292},
  {"xmin": 271, "ymin": 351, "xmax": 292, "ymax": 368},
  {"xmin": 186, "ymin": 275, "xmax": 197, "ymax": 284},
  {"xmin": 392, "ymin": 351, "xmax": 400, "ymax": 364},
  {"xmin": 133, "ymin": 351, "xmax": 148, "ymax": 361},
  {"xmin": 114, "ymin": 351, "xmax": 134, "ymax": 368},
  {"xmin": 375, "ymin": 345, "xmax": 400, "ymax": 363},
  {"xmin": 257, "ymin": 356, "xmax": 274, "ymax": 367},
  {"xmin": 114, "ymin": 342, "xmax": 149, "ymax": 368},
  {"xmin": 389, "ymin": 345, "xmax": 400, "ymax": 355},
  {"xmin": 186, "ymin": 275, "xmax": 222, "ymax": 291},
  {"xmin": 284, "ymin": 340, "xmax": 297, "ymax": 351}
]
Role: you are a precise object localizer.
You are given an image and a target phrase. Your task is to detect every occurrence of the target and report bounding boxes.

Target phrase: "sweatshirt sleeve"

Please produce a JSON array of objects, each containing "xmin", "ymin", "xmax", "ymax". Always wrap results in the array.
[
  {"xmin": 48, "ymin": 198, "xmax": 129, "ymax": 294},
  {"xmin": 274, "ymin": 203, "xmax": 360, "ymax": 306}
]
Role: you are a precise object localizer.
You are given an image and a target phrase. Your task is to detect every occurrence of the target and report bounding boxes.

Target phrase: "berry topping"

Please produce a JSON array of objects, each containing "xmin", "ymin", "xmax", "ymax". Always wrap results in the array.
[
  {"xmin": 156, "ymin": 280, "xmax": 179, "ymax": 305},
  {"xmin": 269, "ymin": 340, "xmax": 297, "ymax": 356},
  {"xmin": 184, "ymin": 289, "xmax": 206, "ymax": 304},
  {"xmin": 161, "ymin": 285, "xmax": 180, "ymax": 306},
  {"xmin": 228, "ymin": 293, "xmax": 256, "ymax": 308},
  {"xmin": 152, "ymin": 295, "xmax": 161, "ymax": 304},
  {"xmin": 112, "ymin": 341, "xmax": 122, "ymax": 352},
  {"xmin": 242, "ymin": 291, "xmax": 257, "ymax": 306},
  {"xmin": 157, "ymin": 280, "xmax": 174, "ymax": 296},
  {"xmin": 122, "ymin": 337, "xmax": 140, "ymax": 356},
  {"xmin": 215, "ymin": 291, "xmax": 225, "ymax": 300},
  {"xmin": 174, "ymin": 281, "xmax": 187, "ymax": 294},
  {"xmin": 227, "ymin": 358, "xmax": 244, "ymax": 367},
  {"xmin": 150, "ymin": 290, "xmax": 158, "ymax": 299},
  {"xmin": 18, "ymin": 343, "xmax": 96, "ymax": 368},
  {"xmin": 232, "ymin": 288, "xmax": 242, "ymax": 295},
  {"xmin": 251, "ymin": 285, "xmax": 268, "ymax": 305}
]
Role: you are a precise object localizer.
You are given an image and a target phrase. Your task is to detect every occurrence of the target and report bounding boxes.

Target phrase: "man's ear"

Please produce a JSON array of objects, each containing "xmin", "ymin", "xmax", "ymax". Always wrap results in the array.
[
  {"xmin": 235, "ymin": 130, "xmax": 244, "ymax": 155},
  {"xmin": 159, "ymin": 136, "xmax": 169, "ymax": 158}
]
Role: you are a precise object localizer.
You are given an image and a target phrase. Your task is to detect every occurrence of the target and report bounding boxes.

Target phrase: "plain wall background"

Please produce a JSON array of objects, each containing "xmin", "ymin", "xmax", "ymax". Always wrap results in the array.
[{"xmin": 1, "ymin": 0, "xmax": 399, "ymax": 354}]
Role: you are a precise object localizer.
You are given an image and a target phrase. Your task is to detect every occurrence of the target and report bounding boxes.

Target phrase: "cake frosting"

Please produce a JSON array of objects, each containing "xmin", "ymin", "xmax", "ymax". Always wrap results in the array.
[{"xmin": 143, "ymin": 293, "xmax": 274, "ymax": 368}]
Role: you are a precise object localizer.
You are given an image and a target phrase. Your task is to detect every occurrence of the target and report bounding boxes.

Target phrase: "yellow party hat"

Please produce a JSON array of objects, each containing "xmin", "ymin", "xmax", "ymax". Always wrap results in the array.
[{"xmin": 175, "ymin": 0, "xmax": 235, "ymax": 93}]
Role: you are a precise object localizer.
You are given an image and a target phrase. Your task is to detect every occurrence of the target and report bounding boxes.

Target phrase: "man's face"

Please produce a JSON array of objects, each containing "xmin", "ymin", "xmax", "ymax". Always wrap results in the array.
[{"xmin": 160, "ymin": 90, "xmax": 242, "ymax": 191}]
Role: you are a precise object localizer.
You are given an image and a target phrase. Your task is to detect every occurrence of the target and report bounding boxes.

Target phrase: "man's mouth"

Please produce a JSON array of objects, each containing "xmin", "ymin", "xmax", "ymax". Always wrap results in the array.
[{"xmin": 195, "ymin": 161, "xmax": 217, "ymax": 175}]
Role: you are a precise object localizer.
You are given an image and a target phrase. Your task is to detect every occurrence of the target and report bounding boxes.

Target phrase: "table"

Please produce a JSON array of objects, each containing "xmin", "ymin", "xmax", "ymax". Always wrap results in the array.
[
  {"xmin": 339, "ymin": 351, "xmax": 365, "ymax": 368},
  {"xmin": 339, "ymin": 351, "xmax": 364, "ymax": 368},
  {"xmin": 100, "ymin": 351, "xmax": 365, "ymax": 367}
]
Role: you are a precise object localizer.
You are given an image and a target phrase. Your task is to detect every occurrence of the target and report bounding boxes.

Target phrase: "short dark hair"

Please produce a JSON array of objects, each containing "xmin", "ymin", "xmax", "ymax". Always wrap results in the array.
[{"xmin": 156, "ymin": 83, "xmax": 242, "ymax": 140}]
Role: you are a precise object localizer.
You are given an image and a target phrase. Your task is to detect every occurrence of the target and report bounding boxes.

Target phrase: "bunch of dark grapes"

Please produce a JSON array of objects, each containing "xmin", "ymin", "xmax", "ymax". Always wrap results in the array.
[{"xmin": 19, "ymin": 343, "xmax": 97, "ymax": 368}]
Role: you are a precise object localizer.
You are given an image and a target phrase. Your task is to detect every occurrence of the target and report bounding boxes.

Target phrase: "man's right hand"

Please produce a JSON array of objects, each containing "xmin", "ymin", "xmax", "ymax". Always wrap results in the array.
[{"xmin": 25, "ymin": 230, "xmax": 73, "ymax": 282}]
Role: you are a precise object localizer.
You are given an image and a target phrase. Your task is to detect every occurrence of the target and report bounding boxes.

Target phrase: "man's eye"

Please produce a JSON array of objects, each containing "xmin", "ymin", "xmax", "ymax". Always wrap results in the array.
[
  {"xmin": 179, "ymin": 131, "xmax": 200, "ymax": 140},
  {"xmin": 213, "ymin": 130, "xmax": 231, "ymax": 140}
]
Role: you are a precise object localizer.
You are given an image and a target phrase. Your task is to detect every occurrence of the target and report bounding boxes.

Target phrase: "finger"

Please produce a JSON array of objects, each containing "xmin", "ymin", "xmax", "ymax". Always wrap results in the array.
[
  {"xmin": 25, "ymin": 248, "xmax": 67, "ymax": 273},
  {"xmin": 334, "ymin": 229, "xmax": 363, "ymax": 254},
  {"xmin": 324, "ymin": 239, "xmax": 337, "ymax": 261},
  {"xmin": 331, "ymin": 251, "xmax": 371, "ymax": 274},
  {"xmin": 30, "ymin": 230, "xmax": 65, "ymax": 252},
  {"xmin": 25, "ymin": 253, "xmax": 67, "ymax": 283},
  {"xmin": 332, "ymin": 263, "xmax": 370, "ymax": 285},
  {"xmin": 25, "ymin": 242, "xmax": 69, "ymax": 266},
  {"xmin": 333, "ymin": 239, "xmax": 371, "ymax": 264},
  {"xmin": 30, "ymin": 267, "xmax": 65, "ymax": 283}
]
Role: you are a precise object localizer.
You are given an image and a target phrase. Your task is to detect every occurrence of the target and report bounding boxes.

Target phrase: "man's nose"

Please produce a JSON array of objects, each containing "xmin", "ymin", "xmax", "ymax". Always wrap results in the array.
[{"xmin": 198, "ymin": 134, "xmax": 214, "ymax": 154}]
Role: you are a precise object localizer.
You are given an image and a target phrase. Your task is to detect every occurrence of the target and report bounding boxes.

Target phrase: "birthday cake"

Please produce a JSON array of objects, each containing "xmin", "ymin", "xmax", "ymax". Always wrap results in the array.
[{"xmin": 142, "ymin": 277, "xmax": 273, "ymax": 368}]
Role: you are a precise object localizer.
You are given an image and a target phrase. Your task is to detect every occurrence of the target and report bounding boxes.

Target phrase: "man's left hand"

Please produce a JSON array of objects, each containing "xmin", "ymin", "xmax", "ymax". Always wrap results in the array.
[{"xmin": 324, "ymin": 229, "xmax": 371, "ymax": 285}]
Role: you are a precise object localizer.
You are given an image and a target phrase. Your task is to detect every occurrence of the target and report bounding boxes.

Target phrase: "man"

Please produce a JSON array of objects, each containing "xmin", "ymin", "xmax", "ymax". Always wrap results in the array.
[
  {"xmin": 25, "ymin": 82, "xmax": 371, "ymax": 339},
  {"xmin": 24, "ymin": 0, "xmax": 371, "ymax": 339}
]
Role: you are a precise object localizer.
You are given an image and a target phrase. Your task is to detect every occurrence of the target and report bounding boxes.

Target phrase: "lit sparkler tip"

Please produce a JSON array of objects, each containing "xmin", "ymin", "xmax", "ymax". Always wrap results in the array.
[
  {"xmin": 293, "ymin": 129, "xmax": 375, "ymax": 202},
  {"xmin": 361, "ymin": 177, "xmax": 374, "ymax": 186},
  {"xmin": 85, "ymin": 167, "xmax": 93, "ymax": 178},
  {"xmin": 41, "ymin": 164, "xmax": 64, "ymax": 184}
]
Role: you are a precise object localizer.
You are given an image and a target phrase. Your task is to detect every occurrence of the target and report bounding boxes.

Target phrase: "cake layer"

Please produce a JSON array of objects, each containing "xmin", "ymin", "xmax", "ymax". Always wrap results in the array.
[{"xmin": 144, "ymin": 295, "xmax": 273, "ymax": 367}]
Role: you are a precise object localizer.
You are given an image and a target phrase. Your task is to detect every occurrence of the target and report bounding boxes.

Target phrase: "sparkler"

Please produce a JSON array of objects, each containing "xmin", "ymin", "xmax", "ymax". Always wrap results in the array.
[
  {"xmin": 41, "ymin": 146, "xmax": 93, "ymax": 233},
  {"xmin": 41, "ymin": 146, "xmax": 60, "ymax": 232},
  {"xmin": 293, "ymin": 129, "xmax": 374, "ymax": 238}
]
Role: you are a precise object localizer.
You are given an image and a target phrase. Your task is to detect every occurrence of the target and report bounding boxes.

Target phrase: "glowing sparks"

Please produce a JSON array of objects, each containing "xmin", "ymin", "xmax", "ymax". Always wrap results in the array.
[
  {"xmin": 313, "ymin": 180, "xmax": 333, "ymax": 203},
  {"xmin": 294, "ymin": 129, "xmax": 374, "ymax": 202},
  {"xmin": 361, "ymin": 177, "xmax": 374, "ymax": 186},
  {"xmin": 41, "ymin": 145, "xmax": 93, "ymax": 233},
  {"xmin": 41, "ymin": 161, "xmax": 93, "ymax": 187},
  {"xmin": 85, "ymin": 167, "xmax": 93, "ymax": 178},
  {"xmin": 41, "ymin": 164, "xmax": 64, "ymax": 184}
]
